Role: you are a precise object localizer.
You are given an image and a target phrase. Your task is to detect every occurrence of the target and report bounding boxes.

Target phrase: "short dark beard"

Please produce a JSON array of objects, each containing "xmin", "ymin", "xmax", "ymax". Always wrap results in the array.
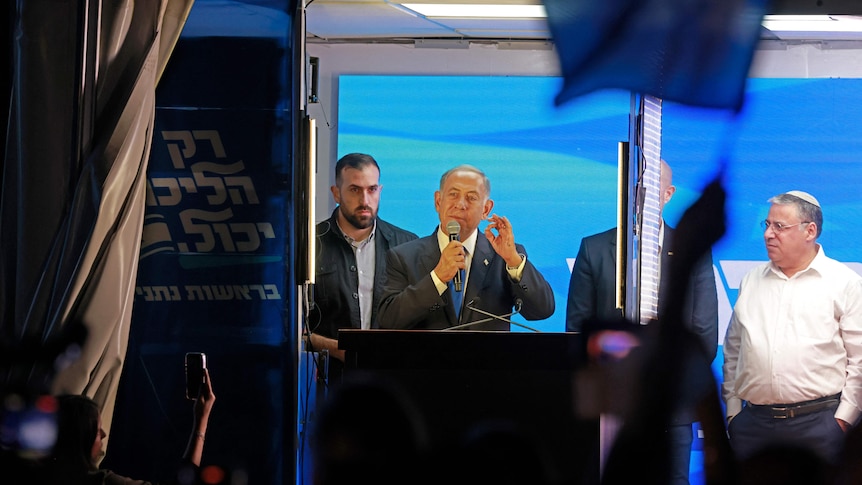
[{"xmin": 340, "ymin": 206, "xmax": 375, "ymax": 230}]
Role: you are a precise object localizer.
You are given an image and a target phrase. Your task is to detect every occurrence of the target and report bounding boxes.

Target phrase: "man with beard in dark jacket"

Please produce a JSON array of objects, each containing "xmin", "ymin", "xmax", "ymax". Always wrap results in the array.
[{"xmin": 307, "ymin": 153, "xmax": 417, "ymax": 382}]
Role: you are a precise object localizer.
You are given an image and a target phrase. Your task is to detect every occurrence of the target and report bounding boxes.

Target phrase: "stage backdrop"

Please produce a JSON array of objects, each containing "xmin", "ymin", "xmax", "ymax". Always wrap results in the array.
[
  {"xmin": 336, "ymin": 75, "xmax": 862, "ymax": 333},
  {"xmin": 335, "ymin": 74, "xmax": 862, "ymax": 484}
]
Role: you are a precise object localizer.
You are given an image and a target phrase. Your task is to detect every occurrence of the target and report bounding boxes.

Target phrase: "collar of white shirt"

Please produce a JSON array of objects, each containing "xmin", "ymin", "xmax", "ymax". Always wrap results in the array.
[{"xmin": 436, "ymin": 225, "xmax": 477, "ymax": 256}]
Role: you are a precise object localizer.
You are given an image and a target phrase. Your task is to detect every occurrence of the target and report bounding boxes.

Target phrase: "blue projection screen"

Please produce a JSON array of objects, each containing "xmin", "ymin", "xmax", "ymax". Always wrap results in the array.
[{"xmin": 336, "ymin": 75, "xmax": 862, "ymax": 336}]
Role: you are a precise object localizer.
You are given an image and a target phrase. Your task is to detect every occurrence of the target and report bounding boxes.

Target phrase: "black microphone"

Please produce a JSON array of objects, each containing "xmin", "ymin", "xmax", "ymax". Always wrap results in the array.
[
  {"xmin": 446, "ymin": 220, "xmax": 462, "ymax": 292},
  {"xmin": 442, "ymin": 297, "xmax": 518, "ymax": 331},
  {"xmin": 443, "ymin": 297, "xmax": 540, "ymax": 332},
  {"xmin": 468, "ymin": 298, "xmax": 539, "ymax": 332}
]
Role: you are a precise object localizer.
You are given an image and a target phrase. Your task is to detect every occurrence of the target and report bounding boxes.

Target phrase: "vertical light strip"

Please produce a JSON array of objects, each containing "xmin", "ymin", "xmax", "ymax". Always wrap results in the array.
[
  {"xmin": 616, "ymin": 141, "xmax": 628, "ymax": 312},
  {"xmin": 306, "ymin": 117, "xmax": 317, "ymax": 284},
  {"xmin": 639, "ymin": 95, "xmax": 662, "ymax": 326}
]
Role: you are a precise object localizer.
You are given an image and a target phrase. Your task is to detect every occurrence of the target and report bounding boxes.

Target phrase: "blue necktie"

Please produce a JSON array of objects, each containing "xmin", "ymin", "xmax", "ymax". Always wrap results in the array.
[{"xmin": 449, "ymin": 274, "xmax": 463, "ymax": 319}]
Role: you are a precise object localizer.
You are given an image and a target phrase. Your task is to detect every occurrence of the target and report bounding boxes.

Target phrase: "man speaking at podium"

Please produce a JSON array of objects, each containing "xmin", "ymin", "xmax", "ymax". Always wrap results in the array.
[{"xmin": 378, "ymin": 165, "xmax": 554, "ymax": 331}]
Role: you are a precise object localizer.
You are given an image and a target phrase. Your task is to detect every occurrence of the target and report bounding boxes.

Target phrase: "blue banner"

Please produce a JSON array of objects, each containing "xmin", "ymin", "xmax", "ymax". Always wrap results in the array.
[{"xmin": 103, "ymin": 6, "xmax": 297, "ymax": 482}]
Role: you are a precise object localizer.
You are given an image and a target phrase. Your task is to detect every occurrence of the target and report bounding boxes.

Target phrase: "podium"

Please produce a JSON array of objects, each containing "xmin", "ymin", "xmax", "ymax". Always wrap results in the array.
[{"xmin": 339, "ymin": 329, "xmax": 598, "ymax": 484}]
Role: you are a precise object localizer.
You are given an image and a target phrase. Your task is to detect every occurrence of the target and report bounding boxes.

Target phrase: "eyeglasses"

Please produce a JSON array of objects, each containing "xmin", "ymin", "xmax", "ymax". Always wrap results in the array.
[{"xmin": 760, "ymin": 220, "xmax": 811, "ymax": 233}]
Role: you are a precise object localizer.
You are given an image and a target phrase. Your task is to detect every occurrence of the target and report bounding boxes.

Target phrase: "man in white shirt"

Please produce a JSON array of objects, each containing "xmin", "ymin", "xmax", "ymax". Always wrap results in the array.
[{"xmin": 722, "ymin": 190, "xmax": 862, "ymax": 464}]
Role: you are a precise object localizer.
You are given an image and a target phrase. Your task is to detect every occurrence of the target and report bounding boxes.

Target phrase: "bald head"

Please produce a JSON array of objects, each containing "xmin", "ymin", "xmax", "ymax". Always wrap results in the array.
[{"xmin": 659, "ymin": 160, "xmax": 675, "ymax": 211}]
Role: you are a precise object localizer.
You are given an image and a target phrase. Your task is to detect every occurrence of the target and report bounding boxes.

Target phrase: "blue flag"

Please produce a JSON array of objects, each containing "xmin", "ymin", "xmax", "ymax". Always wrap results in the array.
[{"xmin": 544, "ymin": 0, "xmax": 768, "ymax": 111}]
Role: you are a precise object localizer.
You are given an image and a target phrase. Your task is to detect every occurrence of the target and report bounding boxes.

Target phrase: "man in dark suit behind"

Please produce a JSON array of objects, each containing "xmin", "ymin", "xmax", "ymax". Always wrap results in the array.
[
  {"xmin": 307, "ymin": 153, "xmax": 418, "ymax": 379},
  {"xmin": 565, "ymin": 160, "xmax": 719, "ymax": 485},
  {"xmin": 378, "ymin": 164, "xmax": 554, "ymax": 331}
]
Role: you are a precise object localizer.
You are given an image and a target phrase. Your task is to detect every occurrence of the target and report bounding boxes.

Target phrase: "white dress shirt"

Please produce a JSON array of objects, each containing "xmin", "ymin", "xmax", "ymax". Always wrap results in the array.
[
  {"xmin": 337, "ymin": 219, "xmax": 377, "ymax": 330},
  {"xmin": 722, "ymin": 245, "xmax": 862, "ymax": 425}
]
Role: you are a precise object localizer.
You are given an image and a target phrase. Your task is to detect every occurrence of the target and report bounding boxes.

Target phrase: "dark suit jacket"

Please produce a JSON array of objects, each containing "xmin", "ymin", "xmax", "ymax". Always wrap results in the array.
[
  {"xmin": 378, "ymin": 230, "xmax": 555, "ymax": 330},
  {"xmin": 565, "ymin": 226, "xmax": 718, "ymax": 359},
  {"xmin": 565, "ymin": 228, "xmax": 623, "ymax": 332},
  {"xmin": 312, "ymin": 209, "xmax": 418, "ymax": 338},
  {"xmin": 565, "ymin": 226, "xmax": 719, "ymax": 425}
]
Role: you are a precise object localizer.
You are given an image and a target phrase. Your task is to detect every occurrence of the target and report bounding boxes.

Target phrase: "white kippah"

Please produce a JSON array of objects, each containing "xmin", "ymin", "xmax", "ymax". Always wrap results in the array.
[{"xmin": 785, "ymin": 190, "xmax": 820, "ymax": 208}]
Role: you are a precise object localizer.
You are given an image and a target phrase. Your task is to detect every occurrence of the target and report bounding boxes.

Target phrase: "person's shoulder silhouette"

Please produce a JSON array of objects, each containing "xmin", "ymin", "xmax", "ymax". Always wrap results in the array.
[{"xmin": 311, "ymin": 372, "xmax": 430, "ymax": 485}]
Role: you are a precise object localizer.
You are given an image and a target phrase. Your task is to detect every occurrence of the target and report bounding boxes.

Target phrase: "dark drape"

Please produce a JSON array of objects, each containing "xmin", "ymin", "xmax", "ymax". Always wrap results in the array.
[{"xmin": 1, "ymin": 0, "xmax": 193, "ymax": 443}]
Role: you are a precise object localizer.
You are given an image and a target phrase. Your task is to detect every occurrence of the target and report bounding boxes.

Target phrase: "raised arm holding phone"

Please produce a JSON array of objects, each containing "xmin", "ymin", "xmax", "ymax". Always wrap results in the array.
[{"xmin": 45, "ymin": 358, "xmax": 216, "ymax": 484}]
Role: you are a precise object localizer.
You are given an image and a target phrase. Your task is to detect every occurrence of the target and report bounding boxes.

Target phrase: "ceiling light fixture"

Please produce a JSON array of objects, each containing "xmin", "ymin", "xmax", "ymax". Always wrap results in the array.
[
  {"xmin": 762, "ymin": 15, "xmax": 862, "ymax": 32},
  {"xmin": 394, "ymin": 4, "xmax": 862, "ymax": 36}
]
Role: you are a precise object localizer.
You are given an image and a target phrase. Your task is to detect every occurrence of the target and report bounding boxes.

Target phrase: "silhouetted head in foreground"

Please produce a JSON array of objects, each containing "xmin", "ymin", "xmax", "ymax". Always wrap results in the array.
[{"xmin": 311, "ymin": 373, "xmax": 429, "ymax": 485}]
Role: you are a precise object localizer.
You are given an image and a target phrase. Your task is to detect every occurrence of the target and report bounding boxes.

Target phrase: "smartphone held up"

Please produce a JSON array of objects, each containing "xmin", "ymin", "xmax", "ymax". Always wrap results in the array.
[{"xmin": 185, "ymin": 352, "xmax": 207, "ymax": 400}]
